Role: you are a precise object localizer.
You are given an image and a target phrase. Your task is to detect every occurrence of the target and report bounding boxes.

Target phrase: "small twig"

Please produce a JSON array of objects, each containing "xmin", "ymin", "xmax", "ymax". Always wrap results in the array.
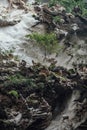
[
  {"xmin": 19, "ymin": 93, "xmax": 30, "ymax": 110},
  {"xmin": 31, "ymin": 21, "xmax": 41, "ymax": 27}
]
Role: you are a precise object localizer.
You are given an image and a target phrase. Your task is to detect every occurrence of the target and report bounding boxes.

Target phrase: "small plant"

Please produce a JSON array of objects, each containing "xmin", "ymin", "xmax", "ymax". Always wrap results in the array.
[
  {"xmin": 7, "ymin": 74, "xmax": 29, "ymax": 85},
  {"xmin": 26, "ymin": 32, "xmax": 60, "ymax": 59},
  {"xmin": 53, "ymin": 16, "xmax": 61, "ymax": 23},
  {"xmin": 8, "ymin": 90, "xmax": 19, "ymax": 99},
  {"xmin": 6, "ymin": 74, "xmax": 37, "ymax": 89}
]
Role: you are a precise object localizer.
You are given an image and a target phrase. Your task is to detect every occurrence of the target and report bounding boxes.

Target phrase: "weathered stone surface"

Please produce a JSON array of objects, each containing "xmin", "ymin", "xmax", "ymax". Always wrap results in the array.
[
  {"xmin": 0, "ymin": 53, "xmax": 87, "ymax": 130},
  {"xmin": 8, "ymin": 0, "xmax": 29, "ymax": 11}
]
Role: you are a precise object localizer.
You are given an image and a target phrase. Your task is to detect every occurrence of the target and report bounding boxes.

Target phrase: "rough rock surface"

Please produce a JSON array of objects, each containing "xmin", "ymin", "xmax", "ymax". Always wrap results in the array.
[
  {"xmin": 33, "ymin": 2, "xmax": 87, "ymax": 67},
  {"xmin": 0, "ymin": 53, "xmax": 87, "ymax": 130},
  {"xmin": 0, "ymin": 1, "xmax": 87, "ymax": 67},
  {"xmin": 0, "ymin": 17, "xmax": 20, "ymax": 27},
  {"xmin": 8, "ymin": 0, "xmax": 28, "ymax": 10},
  {"xmin": 0, "ymin": 1, "xmax": 87, "ymax": 130}
]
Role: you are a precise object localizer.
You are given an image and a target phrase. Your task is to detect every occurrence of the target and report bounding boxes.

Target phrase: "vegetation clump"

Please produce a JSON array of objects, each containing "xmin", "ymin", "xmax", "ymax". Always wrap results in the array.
[
  {"xmin": 8, "ymin": 90, "xmax": 19, "ymax": 99},
  {"xmin": 50, "ymin": 0, "xmax": 87, "ymax": 16},
  {"xmin": 26, "ymin": 32, "xmax": 60, "ymax": 58},
  {"xmin": 36, "ymin": 0, "xmax": 87, "ymax": 16}
]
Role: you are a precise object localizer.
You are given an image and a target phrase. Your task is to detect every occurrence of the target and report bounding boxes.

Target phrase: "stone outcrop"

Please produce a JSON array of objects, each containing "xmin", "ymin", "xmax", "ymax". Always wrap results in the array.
[
  {"xmin": 0, "ymin": 53, "xmax": 87, "ymax": 130},
  {"xmin": 8, "ymin": 0, "xmax": 29, "ymax": 11},
  {"xmin": 0, "ymin": 17, "xmax": 20, "ymax": 26}
]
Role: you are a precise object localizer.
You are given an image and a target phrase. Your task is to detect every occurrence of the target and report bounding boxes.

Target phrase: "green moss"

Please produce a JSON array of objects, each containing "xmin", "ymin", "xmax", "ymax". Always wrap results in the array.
[{"xmin": 8, "ymin": 90, "xmax": 19, "ymax": 98}]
